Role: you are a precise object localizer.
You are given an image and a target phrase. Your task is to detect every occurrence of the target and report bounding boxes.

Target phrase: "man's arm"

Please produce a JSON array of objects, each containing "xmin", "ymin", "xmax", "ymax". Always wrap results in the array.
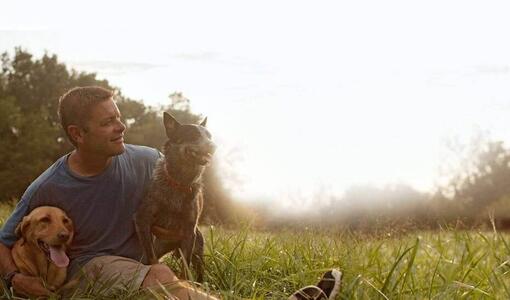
[{"xmin": 0, "ymin": 242, "xmax": 51, "ymax": 297}]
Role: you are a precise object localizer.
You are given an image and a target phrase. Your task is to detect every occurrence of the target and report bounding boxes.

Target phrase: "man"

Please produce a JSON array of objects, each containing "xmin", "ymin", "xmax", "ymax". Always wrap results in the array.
[
  {"xmin": 0, "ymin": 86, "xmax": 340, "ymax": 299},
  {"xmin": 0, "ymin": 86, "xmax": 217, "ymax": 299}
]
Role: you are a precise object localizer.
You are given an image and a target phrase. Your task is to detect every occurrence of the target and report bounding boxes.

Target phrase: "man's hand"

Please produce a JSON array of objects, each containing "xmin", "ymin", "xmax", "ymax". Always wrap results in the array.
[{"xmin": 11, "ymin": 273, "xmax": 52, "ymax": 297}]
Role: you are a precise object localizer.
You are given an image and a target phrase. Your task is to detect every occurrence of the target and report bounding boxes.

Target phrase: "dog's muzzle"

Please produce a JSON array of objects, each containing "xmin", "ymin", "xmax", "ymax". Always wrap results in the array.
[
  {"xmin": 37, "ymin": 239, "xmax": 70, "ymax": 268},
  {"xmin": 187, "ymin": 142, "xmax": 216, "ymax": 165}
]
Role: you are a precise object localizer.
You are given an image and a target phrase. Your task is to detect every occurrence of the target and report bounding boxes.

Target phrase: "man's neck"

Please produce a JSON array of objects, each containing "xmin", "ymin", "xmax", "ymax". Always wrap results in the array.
[{"xmin": 67, "ymin": 149, "xmax": 113, "ymax": 177}]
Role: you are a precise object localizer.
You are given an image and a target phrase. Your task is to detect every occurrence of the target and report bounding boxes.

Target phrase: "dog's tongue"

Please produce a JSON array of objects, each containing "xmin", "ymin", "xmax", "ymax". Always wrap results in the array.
[{"xmin": 49, "ymin": 246, "xmax": 69, "ymax": 268}]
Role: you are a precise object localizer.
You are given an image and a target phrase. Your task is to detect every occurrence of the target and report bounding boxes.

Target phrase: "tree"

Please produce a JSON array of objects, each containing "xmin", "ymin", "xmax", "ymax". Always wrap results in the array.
[{"xmin": 448, "ymin": 141, "xmax": 510, "ymax": 210}]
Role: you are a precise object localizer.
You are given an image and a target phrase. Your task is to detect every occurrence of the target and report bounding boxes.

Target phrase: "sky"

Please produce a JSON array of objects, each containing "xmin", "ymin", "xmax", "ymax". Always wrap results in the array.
[{"xmin": 2, "ymin": 1, "xmax": 510, "ymax": 208}]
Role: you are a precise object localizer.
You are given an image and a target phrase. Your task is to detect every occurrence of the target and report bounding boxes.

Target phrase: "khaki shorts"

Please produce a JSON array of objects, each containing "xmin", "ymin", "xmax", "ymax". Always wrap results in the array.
[{"xmin": 74, "ymin": 255, "xmax": 151, "ymax": 296}]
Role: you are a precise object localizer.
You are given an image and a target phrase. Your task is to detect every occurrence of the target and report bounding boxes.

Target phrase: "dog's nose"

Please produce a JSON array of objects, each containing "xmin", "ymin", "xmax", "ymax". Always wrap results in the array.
[
  {"xmin": 208, "ymin": 142, "xmax": 217, "ymax": 154},
  {"xmin": 58, "ymin": 232, "xmax": 70, "ymax": 242}
]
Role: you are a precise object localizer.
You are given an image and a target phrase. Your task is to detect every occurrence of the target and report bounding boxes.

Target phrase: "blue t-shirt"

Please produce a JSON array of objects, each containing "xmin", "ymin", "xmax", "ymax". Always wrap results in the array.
[{"xmin": 0, "ymin": 144, "xmax": 161, "ymax": 276}]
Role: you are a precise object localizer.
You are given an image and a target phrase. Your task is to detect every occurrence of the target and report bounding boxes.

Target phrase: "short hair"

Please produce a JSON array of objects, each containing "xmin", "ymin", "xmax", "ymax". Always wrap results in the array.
[{"xmin": 58, "ymin": 86, "xmax": 114, "ymax": 146}]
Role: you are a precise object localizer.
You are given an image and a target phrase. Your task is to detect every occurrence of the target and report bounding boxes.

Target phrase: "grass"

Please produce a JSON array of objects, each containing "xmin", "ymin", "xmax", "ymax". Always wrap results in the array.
[
  {"xmin": 1, "ymin": 201, "xmax": 510, "ymax": 299},
  {"xmin": 199, "ymin": 227, "xmax": 510, "ymax": 299}
]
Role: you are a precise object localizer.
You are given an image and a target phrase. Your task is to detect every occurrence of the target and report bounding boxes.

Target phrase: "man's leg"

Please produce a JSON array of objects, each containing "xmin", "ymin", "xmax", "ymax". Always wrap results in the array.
[{"xmin": 142, "ymin": 263, "xmax": 218, "ymax": 300}]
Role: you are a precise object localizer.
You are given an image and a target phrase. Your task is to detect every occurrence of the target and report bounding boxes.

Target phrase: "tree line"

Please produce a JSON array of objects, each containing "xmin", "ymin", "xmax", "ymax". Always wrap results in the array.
[{"xmin": 258, "ymin": 138, "xmax": 510, "ymax": 231}]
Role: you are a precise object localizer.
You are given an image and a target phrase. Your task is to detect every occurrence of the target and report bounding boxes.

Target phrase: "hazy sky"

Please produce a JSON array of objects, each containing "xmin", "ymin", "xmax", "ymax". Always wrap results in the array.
[{"xmin": 2, "ymin": 1, "xmax": 510, "ymax": 207}]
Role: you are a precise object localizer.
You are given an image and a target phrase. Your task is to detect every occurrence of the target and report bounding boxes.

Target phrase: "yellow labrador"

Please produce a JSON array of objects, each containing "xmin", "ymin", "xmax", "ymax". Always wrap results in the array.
[{"xmin": 12, "ymin": 206, "xmax": 74, "ymax": 291}]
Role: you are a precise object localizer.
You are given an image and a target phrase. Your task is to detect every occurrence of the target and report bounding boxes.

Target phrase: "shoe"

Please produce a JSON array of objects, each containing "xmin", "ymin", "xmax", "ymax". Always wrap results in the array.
[{"xmin": 288, "ymin": 269, "xmax": 342, "ymax": 300}]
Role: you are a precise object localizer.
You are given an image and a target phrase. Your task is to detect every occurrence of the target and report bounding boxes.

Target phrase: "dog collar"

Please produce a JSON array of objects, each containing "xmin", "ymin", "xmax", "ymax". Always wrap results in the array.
[{"xmin": 164, "ymin": 168, "xmax": 193, "ymax": 194}]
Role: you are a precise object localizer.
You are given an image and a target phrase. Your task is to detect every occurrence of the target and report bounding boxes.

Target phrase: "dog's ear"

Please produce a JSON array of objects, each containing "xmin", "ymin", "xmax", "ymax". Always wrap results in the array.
[
  {"xmin": 200, "ymin": 117, "xmax": 207, "ymax": 127},
  {"xmin": 66, "ymin": 218, "xmax": 75, "ymax": 247},
  {"xmin": 15, "ymin": 216, "xmax": 30, "ymax": 238},
  {"xmin": 163, "ymin": 112, "xmax": 181, "ymax": 137}
]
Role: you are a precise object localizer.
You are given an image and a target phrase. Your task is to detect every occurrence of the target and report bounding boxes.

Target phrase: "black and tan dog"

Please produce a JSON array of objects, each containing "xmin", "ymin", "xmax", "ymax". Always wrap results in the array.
[
  {"xmin": 135, "ymin": 112, "xmax": 216, "ymax": 282},
  {"xmin": 12, "ymin": 206, "xmax": 74, "ymax": 292}
]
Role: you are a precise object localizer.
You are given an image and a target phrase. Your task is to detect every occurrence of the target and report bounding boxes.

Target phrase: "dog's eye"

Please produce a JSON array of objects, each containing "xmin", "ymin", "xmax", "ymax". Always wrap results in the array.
[
  {"xmin": 63, "ymin": 218, "xmax": 70, "ymax": 224},
  {"xmin": 40, "ymin": 217, "xmax": 50, "ymax": 223}
]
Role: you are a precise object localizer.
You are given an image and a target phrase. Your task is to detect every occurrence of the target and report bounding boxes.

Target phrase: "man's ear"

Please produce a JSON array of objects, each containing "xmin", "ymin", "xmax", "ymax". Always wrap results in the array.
[
  {"xmin": 15, "ymin": 216, "xmax": 30, "ymax": 239},
  {"xmin": 163, "ymin": 112, "xmax": 181, "ymax": 138},
  {"xmin": 200, "ymin": 117, "xmax": 208, "ymax": 127},
  {"xmin": 67, "ymin": 125, "xmax": 85, "ymax": 145}
]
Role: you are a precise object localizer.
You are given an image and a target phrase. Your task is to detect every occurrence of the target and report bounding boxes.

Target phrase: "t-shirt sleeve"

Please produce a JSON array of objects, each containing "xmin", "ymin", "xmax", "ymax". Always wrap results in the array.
[
  {"xmin": 147, "ymin": 147, "xmax": 162, "ymax": 176},
  {"xmin": 0, "ymin": 190, "xmax": 34, "ymax": 247},
  {"xmin": 136, "ymin": 145, "xmax": 161, "ymax": 170},
  {"xmin": 126, "ymin": 145, "xmax": 162, "ymax": 183}
]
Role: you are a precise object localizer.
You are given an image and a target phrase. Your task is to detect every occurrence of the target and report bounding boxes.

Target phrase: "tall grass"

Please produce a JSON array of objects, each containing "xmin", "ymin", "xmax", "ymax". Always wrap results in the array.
[
  {"xmin": 1, "ymin": 200, "xmax": 510, "ymax": 299},
  {"xmin": 200, "ymin": 226, "xmax": 510, "ymax": 299}
]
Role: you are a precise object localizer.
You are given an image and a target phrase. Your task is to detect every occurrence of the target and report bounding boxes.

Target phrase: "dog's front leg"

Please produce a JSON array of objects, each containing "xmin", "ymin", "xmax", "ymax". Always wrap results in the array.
[
  {"xmin": 134, "ymin": 200, "xmax": 158, "ymax": 264},
  {"xmin": 191, "ymin": 229, "xmax": 205, "ymax": 282},
  {"xmin": 178, "ymin": 229, "xmax": 196, "ymax": 280}
]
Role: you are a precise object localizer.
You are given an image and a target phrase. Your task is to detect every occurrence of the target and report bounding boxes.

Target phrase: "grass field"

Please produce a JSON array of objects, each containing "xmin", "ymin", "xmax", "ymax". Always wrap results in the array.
[{"xmin": 1, "ymin": 202, "xmax": 510, "ymax": 299}]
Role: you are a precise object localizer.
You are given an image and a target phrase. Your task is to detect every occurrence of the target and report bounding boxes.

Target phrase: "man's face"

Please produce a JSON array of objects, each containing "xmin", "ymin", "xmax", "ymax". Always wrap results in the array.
[{"xmin": 79, "ymin": 98, "xmax": 126, "ymax": 157}]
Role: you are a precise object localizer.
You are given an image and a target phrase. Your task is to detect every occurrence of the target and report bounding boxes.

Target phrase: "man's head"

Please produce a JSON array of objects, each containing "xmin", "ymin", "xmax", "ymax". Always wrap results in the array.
[{"xmin": 58, "ymin": 86, "xmax": 126, "ymax": 156}]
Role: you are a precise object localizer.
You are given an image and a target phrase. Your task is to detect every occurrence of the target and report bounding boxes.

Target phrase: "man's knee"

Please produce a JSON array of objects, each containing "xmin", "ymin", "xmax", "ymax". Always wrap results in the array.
[{"xmin": 142, "ymin": 263, "xmax": 179, "ymax": 288}]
